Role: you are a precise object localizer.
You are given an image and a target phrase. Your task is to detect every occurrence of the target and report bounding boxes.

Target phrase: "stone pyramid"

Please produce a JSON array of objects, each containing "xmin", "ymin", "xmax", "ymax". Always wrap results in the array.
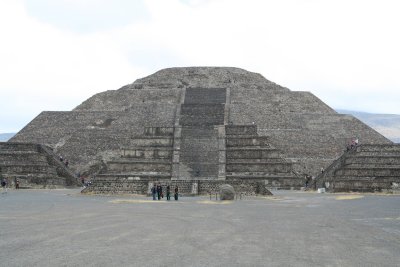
[{"xmin": 8, "ymin": 67, "xmax": 392, "ymax": 193}]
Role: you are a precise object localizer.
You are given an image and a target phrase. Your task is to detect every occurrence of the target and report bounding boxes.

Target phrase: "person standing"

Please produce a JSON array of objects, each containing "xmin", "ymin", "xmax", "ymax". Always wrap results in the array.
[
  {"xmin": 157, "ymin": 183, "xmax": 161, "ymax": 200},
  {"xmin": 15, "ymin": 179, "xmax": 20, "ymax": 189},
  {"xmin": 1, "ymin": 177, "xmax": 7, "ymax": 193},
  {"xmin": 151, "ymin": 184, "xmax": 157, "ymax": 200},
  {"xmin": 166, "ymin": 185, "xmax": 171, "ymax": 201},
  {"xmin": 174, "ymin": 185, "xmax": 179, "ymax": 201},
  {"xmin": 305, "ymin": 175, "xmax": 310, "ymax": 188}
]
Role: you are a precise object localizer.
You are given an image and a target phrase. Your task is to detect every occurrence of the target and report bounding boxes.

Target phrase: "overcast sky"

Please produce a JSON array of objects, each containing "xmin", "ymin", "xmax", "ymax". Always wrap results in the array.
[{"xmin": 1, "ymin": 0, "xmax": 399, "ymax": 133}]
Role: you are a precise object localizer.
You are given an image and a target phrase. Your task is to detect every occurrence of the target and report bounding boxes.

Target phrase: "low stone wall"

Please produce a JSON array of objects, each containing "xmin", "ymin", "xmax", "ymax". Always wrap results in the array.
[
  {"xmin": 326, "ymin": 179, "xmax": 399, "ymax": 193},
  {"xmin": 82, "ymin": 178, "xmax": 278, "ymax": 196}
]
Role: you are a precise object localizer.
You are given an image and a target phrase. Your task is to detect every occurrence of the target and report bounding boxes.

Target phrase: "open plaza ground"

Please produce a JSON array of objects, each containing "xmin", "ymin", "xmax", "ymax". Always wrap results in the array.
[{"xmin": 0, "ymin": 189, "xmax": 399, "ymax": 267}]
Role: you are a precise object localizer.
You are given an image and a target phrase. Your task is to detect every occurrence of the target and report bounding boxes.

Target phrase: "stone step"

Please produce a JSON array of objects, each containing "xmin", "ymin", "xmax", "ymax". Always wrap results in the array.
[
  {"xmin": 344, "ymin": 162, "xmax": 400, "ymax": 168},
  {"xmin": 98, "ymin": 172, "xmax": 171, "ymax": 179},
  {"xmin": 227, "ymin": 158, "xmax": 287, "ymax": 163},
  {"xmin": 181, "ymin": 104, "xmax": 225, "ymax": 115},
  {"xmin": 180, "ymin": 163, "xmax": 219, "ymax": 177},
  {"xmin": 227, "ymin": 145, "xmax": 273, "ymax": 149},
  {"xmin": 180, "ymin": 126, "xmax": 217, "ymax": 135},
  {"xmin": 0, "ymin": 159, "xmax": 49, "ymax": 165},
  {"xmin": 345, "ymin": 156, "xmax": 400, "ymax": 165},
  {"xmin": 352, "ymin": 151, "xmax": 400, "ymax": 157},
  {"xmin": 1, "ymin": 175, "xmax": 67, "ymax": 188},
  {"xmin": 143, "ymin": 127, "xmax": 174, "ymax": 137},
  {"xmin": 127, "ymin": 138, "xmax": 173, "ymax": 147},
  {"xmin": 226, "ymin": 137, "xmax": 271, "ymax": 147},
  {"xmin": 184, "ymin": 88, "xmax": 226, "ymax": 104},
  {"xmin": 226, "ymin": 172, "xmax": 297, "ymax": 179},
  {"xmin": 180, "ymin": 140, "xmax": 219, "ymax": 150},
  {"xmin": 1, "ymin": 164, "xmax": 58, "ymax": 172},
  {"xmin": 106, "ymin": 162, "xmax": 171, "ymax": 173},
  {"xmin": 325, "ymin": 179, "xmax": 398, "ymax": 192},
  {"xmin": 327, "ymin": 176, "xmax": 400, "ymax": 182},
  {"xmin": 226, "ymin": 162, "xmax": 293, "ymax": 173},
  {"xmin": 180, "ymin": 113, "xmax": 225, "ymax": 121},
  {"xmin": 226, "ymin": 149, "xmax": 280, "ymax": 159},
  {"xmin": 226, "ymin": 147, "xmax": 278, "ymax": 151},
  {"xmin": 179, "ymin": 155, "xmax": 219, "ymax": 162},
  {"xmin": 225, "ymin": 125, "xmax": 257, "ymax": 136},
  {"xmin": 121, "ymin": 149, "xmax": 173, "ymax": 159},
  {"xmin": 107, "ymin": 159, "xmax": 172, "ymax": 164},
  {"xmin": 180, "ymin": 116, "xmax": 224, "ymax": 126},
  {"xmin": 0, "ymin": 153, "xmax": 49, "ymax": 164},
  {"xmin": 0, "ymin": 151, "xmax": 39, "ymax": 155},
  {"xmin": 356, "ymin": 144, "xmax": 400, "ymax": 153},
  {"xmin": 334, "ymin": 167, "xmax": 400, "ymax": 177},
  {"xmin": 0, "ymin": 143, "xmax": 39, "ymax": 152}
]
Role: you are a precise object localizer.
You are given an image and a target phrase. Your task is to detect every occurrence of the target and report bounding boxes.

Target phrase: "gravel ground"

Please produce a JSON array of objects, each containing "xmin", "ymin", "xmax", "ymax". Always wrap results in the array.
[{"xmin": 0, "ymin": 189, "xmax": 399, "ymax": 267}]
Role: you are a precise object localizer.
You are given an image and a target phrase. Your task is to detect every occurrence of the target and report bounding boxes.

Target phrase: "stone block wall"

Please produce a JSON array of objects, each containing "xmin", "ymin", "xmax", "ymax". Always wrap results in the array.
[
  {"xmin": 0, "ymin": 142, "xmax": 77, "ymax": 188},
  {"xmin": 10, "ymin": 111, "xmax": 121, "ymax": 146},
  {"xmin": 131, "ymin": 67, "xmax": 286, "ymax": 91},
  {"xmin": 96, "ymin": 127, "xmax": 175, "ymax": 180},
  {"xmin": 316, "ymin": 144, "xmax": 400, "ymax": 192},
  {"xmin": 229, "ymin": 90, "xmax": 334, "ymax": 114},
  {"xmin": 224, "ymin": 125, "xmax": 301, "ymax": 188},
  {"xmin": 75, "ymin": 88, "xmax": 182, "ymax": 111},
  {"xmin": 82, "ymin": 177, "xmax": 275, "ymax": 195}
]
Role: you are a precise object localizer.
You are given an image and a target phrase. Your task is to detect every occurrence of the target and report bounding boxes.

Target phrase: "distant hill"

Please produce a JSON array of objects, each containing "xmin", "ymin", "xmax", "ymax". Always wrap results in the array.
[
  {"xmin": 0, "ymin": 133, "xmax": 15, "ymax": 142},
  {"xmin": 336, "ymin": 109, "xmax": 400, "ymax": 143}
]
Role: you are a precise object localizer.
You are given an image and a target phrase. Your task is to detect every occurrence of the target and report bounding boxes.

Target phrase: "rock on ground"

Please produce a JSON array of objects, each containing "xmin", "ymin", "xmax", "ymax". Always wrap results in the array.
[{"xmin": 220, "ymin": 184, "xmax": 235, "ymax": 200}]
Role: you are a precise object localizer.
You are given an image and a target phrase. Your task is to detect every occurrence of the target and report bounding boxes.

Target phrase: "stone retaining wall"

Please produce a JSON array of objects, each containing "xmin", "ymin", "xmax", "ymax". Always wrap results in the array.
[
  {"xmin": 316, "ymin": 144, "xmax": 400, "ymax": 192},
  {"xmin": 82, "ymin": 178, "xmax": 277, "ymax": 195},
  {"xmin": 0, "ymin": 142, "xmax": 77, "ymax": 188}
]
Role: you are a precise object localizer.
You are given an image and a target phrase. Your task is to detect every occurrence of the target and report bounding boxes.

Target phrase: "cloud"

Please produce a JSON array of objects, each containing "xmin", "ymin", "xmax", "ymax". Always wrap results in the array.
[
  {"xmin": 1, "ymin": 0, "xmax": 400, "ymax": 132},
  {"xmin": 22, "ymin": 0, "xmax": 150, "ymax": 33},
  {"xmin": 0, "ymin": 1, "xmax": 145, "ymax": 132}
]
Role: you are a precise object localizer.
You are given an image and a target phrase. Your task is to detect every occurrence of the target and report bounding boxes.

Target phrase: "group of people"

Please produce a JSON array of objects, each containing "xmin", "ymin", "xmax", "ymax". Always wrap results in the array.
[
  {"xmin": 59, "ymin": 156, "xmax": 69, "ymax": 167},
  {"xmin": 151, "ymin": 183, "xmax": 179, "ymax": 201},
  {"xmin": 1, "ymin": 177, "xmax": 7, "ymax": 193},
  {"xmin": 1, "ymin": 177, "xmax": 20, "ymax": 192},
  {"xmin": 346, "ymin": 137, "xmax": 359, "ymax": 151},
  {"xmin": 304, "ymin": 175, "xmax": 313, "ymax": 188}
]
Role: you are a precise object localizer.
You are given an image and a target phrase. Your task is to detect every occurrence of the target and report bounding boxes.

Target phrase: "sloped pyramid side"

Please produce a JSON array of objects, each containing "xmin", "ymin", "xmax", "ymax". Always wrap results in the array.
[
  {"xmin": 225, "ymin": 125, "xmax": 302, "ymax": 189},
  {"xmin": 227, "ymin": 85, "xmax": 392, "ymax": 176},
  {"xmin": 0, "ymin": 142, "xmax": 77, "ymax": 188},
  {"xmin": 9, "ymin": 67, "xmax": 392, "ymax": 181},
  {"xmin": 316, "ymin": 144, "xmax": 400, "ymax": 192}
]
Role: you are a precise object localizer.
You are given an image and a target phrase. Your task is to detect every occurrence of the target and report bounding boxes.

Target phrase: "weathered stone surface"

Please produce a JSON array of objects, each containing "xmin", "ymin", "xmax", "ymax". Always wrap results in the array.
[
  {"xmin": 316, "ymin": 144, "xmax": 400, "ymax": 192},
  {"xmin": 82, "ymin": 178, "xmax": 276, "ymax": 196},
  {"xmin": 0, "ymin": 142, "xmax": 77, "ymax": 188},
  {"xmin": 7, "ymin": 67, "xmax": 394, "ymax": 192},
  {"xmin": 219, "ymin": 184, "xmax": 235, "ymax": 200}
]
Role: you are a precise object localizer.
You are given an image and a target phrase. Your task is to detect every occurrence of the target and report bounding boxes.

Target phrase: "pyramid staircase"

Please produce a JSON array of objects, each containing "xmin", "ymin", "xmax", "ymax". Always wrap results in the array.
[
  {"xmin": 103, "ymin": 127, "xmax": 174, "ymax": 178},
  {"xmin": 225, "ymin": 125, "xmax": 302, "ymax": 189},
  {"xmin": 85, "ymin": 87, "xmax": 303, "ymax": 194},
  {"xmin": 176, "ymin": 88, "xmax": 226, "ymax": 180},
  {"xmin": 316, "ymin": 144, "xmax": 400, "ymax": 192},
  {"xmin": 0, "ymin": 142, "xmax": 77, "ymax": 188}
]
